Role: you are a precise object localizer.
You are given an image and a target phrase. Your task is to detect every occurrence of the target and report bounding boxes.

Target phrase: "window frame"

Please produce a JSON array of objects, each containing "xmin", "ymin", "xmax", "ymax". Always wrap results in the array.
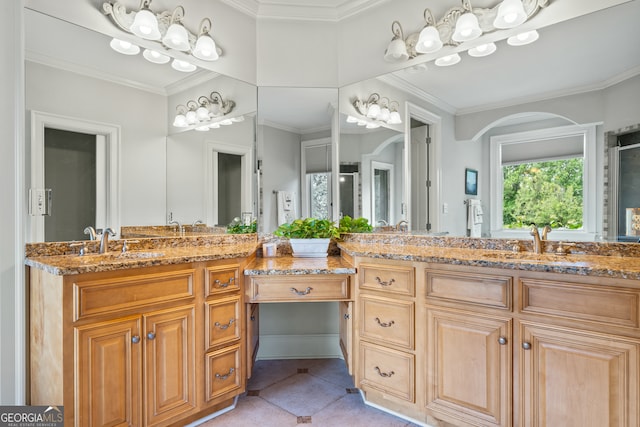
[{"xmin": 489, "ymin": 124, "xmax": 597, "ymax": 240}]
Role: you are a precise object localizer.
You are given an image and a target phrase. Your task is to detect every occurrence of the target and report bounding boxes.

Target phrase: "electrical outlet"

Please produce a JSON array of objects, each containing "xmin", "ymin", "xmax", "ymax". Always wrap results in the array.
[
  {"xmin": 29, "ymin": 188, "xmax": 52, "ymax": 216},
  {"xmin": 442, "ymin": 203, "xmax": 449, "ymax": 214}
]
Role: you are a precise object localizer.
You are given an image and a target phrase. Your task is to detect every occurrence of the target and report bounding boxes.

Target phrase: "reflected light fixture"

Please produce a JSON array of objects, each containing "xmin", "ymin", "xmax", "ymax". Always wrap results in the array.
[
  {"xmin": 109, "ymin": 38, "xmax": 140, "ymax": 55},
  {"xmin": 349, "ymin": 93, "xmax": 402, "ymax": 128},
  {"xmin": 142, "ymin": 48, "xmax": 170, "ymax": 63},
  {"xmin": 383, "ymin": 0, "xmax": 546, "ymax": 65},
  {"xmin": 435, "ymin": 53, "xmax": 461, "ymax": 66},
  {"xmin": 171, "ymin": 58, "xmax": 197, "ymax": 72},
  {"xmin": 173, "ymin": 92, "xmax": 237, "ymax": 129},
  {"xmin": 507, "ymin": 29, "xmax": 539, "ymax": 46},
  {"xmin": 103, "ymin": 0, "xmax": 223, "ymax": 72}
]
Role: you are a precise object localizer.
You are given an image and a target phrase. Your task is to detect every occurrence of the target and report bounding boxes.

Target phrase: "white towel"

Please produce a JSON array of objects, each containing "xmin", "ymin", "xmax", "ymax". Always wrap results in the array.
[{"xmin": 467, "ymin": 199, "xmax": 482, "ymax": 237}]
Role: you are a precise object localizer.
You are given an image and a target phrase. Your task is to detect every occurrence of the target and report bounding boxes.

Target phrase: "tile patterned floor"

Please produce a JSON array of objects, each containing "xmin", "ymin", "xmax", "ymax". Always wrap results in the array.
[{"xmin": 196, "ymin": 358, "xmax": 421, "ymax": 427}]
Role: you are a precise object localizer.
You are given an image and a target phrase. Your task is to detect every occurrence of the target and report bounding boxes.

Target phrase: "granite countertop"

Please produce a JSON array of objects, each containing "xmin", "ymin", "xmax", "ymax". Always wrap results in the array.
[
  {"xmin": 338, "ymin": 241, "xmax": 640, "ymax": 280},
  {"xmin": 244, "ymin": 256, "xmax": 356, "ymax": 276}
]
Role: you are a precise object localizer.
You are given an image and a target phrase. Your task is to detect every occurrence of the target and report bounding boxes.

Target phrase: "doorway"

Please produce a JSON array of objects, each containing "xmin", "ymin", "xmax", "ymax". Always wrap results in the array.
[
  {"xmin": 30, "ymin": 111, "xmax": 120, "ymax": 242},
  {"xmin": 217, "ymin": 152, "xmax": 242, "ymax": 225}
]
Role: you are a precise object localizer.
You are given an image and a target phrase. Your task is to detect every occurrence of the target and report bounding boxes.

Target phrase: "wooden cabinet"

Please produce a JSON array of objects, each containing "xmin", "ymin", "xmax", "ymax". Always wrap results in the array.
[
  {"xmin": 339, "ymin": 300, "xmax": 353, "ymax": 375},
  {"xmin": 355, "ymin": 259, "xmax": 417, "ymax": 412},
  {"xmin": 519, "ymin": 321, "xmax": 639, "ymax": 427},
  {"xmin": 30, "ymin": 259, "xmax": 249, "ymax": 427}
]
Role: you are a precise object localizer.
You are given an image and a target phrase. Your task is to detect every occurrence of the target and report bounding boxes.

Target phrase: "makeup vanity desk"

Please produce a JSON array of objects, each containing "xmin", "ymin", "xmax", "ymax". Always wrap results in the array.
[{"xmin": 243, "ymin": 255, "xmax": 357, "ymax": 375}]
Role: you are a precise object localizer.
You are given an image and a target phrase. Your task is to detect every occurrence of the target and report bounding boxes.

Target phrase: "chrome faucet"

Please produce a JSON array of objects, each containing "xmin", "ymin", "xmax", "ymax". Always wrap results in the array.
[
  {"xmin": 396, "ymin": 220, "xmax": 409, "ymax": 232},
  {"xmin": 530, "ymin": 224, "xmax": 543, "ymax": 254},
  {"xmin": 83, "ymin": 226, "xmax": 97, "ymax": 241},
  {"xmin": 377, "ymin": 220, "xmax": 388, "ymax": 226},
  {"xmin": 98, "ymin": 228, "xmax": 116, "ymax": 254},
  {"xmin": 541, "ymin": 225, "xmax": 552, "ymax": 240},
  {"xmin": 192, "ymin": 219, "xmax": 204, "ymax": 227}
]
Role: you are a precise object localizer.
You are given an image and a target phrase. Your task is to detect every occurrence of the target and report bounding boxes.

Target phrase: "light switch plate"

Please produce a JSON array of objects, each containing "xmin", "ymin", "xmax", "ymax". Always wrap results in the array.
[{"xmin": 29, "ymin": 188, "xmax": 52, "ymax": 216}]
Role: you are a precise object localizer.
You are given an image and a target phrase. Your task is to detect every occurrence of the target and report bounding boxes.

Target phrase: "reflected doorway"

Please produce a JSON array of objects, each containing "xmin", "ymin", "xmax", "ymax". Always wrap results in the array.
[
  {"xmin": 372, "ymin": 161, "xmax": 393, "ymax": 226},
  {"xmin": 217, "ymin": 153, "xmax": 242, "ymax": 225},
  {"xmin": 616, "ymin": 132, "xmax": 640, "ymax": 242}
]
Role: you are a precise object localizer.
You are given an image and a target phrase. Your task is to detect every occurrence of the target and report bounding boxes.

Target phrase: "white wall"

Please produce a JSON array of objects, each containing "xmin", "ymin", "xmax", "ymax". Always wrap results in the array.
[
  {"xmin": 26, "ymin": 62, "xmax": 167, "ymax": 228},
  {"xmin": 0, "ymin": 0, "xmax": 24, "ymax": 405}
]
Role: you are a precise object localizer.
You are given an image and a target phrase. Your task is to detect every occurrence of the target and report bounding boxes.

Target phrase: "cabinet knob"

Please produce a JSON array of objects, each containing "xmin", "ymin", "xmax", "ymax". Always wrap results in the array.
[
  {"xmin": 131, "ymin": 335, "xmax": 140, "ymax": 344},
  {"xmin": 250, "ymin": 315, "xmax": 256, "ymax": 321},
  {"xmin": 522, "ymin": 342, "xmax": 531, "ymax": 350},
  {"xmin": 147, "ymin": 332, "xmax": 156, "ymax": 340},
  {"xmin": 375, "ymin": 276, "xmax": 395, "ymax": 287},
  {"xmin": 344, "ymin": 313, "xmax": 350, "ymax": 320},
  {"xmin": 498, "ymin": 336, "xmax": 507, "ymax": 345}
]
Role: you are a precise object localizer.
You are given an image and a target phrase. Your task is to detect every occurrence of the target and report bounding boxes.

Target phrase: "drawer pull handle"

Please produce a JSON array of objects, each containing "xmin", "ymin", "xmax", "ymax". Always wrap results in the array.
[
  {"xmin": 131, "ymin": 335, "xmax": 141, "ymax": 344},
  {"xmin": 374, "ymin": 366, "xmax": 395, "ymax": 378},
  {"xmin": 375, "ymin": 277, "xmax": 395, "ymax": 287},
  {"xmin": 214, "ymin": 318, "xmax": 235, "ymax": 330},
  {"xmin": 215, "ymin": 367, "xmax": 235, "ymax": 380},
  {"xmin": 498, "ymin": 336, "xmax": 507, "ymax": 345},
  {"xmin": 291, "ymin": 287, "xmax": 313, "ymax": 296},
  {"xmin": 374, "ymin": 317, "xmax": 395, "ymax": 328},
  {"xmin": 147, "ymin": 332, "xmax": 156, "ymax": 340},
  {"xmin": 522, "ymin": 342, "xmax": 532, "ymax": 350},
  {"xmin": 214, "ymin": 277, "xmax": 235, "ymax": 288}
]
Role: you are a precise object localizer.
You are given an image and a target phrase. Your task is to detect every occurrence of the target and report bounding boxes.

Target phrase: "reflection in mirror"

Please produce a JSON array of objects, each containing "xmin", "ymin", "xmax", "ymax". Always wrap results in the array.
[{"xmin": 257, "ymin": 87, "xmax": 338, "ymax": 233}]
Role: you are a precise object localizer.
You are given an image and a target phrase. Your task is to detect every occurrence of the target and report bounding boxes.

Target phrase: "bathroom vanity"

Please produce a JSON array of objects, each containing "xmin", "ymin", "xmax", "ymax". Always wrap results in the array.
[{"xmin": 25, "ymin": 233, "xmax": 640, "ymax": 427}]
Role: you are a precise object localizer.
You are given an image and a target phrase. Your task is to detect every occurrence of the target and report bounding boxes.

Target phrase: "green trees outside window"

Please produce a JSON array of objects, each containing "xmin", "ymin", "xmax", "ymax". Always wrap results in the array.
[{"xmin": 502, "ymin": 158, "xmax": 583, "ymax": 229}]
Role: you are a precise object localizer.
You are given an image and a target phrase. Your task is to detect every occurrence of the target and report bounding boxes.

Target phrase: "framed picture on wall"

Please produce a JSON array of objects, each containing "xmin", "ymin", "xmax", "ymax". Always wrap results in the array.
[{"xmin": 465, "ymin": 168, "xmax": 478, "ymax": 195}]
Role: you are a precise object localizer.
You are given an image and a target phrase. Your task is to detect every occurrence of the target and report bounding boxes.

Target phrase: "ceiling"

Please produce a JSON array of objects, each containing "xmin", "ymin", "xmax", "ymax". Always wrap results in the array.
[{"xmin": 24, "ymin": 0, "xmax": 640, "ymax": 130}]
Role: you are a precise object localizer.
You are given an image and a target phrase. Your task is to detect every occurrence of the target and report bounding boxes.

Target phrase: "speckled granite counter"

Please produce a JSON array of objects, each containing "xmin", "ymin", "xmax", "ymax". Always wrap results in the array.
[
  {"xmin": 244, "ymin": 256, "xmax": 355, "ymax": 275},
  {"xmin": 25, "ymin": 234, "xmax": 258, "ymax": 275},
  {"xmin": 338, "ymin": 240, "xmax": 640, "ymax": 280}
]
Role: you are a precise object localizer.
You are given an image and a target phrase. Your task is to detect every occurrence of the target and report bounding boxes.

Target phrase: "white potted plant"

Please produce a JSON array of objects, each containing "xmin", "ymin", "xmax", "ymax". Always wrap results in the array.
[{"xmin": 274, "ymin": 218, "xmax": 338, "ymax": 257}]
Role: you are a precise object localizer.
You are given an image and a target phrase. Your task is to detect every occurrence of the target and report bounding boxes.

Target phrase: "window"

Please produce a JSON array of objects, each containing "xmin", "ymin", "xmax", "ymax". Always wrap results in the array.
[{"xmin": 490, "ymin": 124, "xmax": 597, "ymax": 240}]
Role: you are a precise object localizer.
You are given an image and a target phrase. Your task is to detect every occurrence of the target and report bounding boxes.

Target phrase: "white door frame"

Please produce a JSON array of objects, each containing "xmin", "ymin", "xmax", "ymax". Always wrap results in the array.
[
  {"xmin": 30, "ymin": 110, "xmax": 120, "ymax": 241},
  {"xmin": 371, "ymin": 160, "xmax": 395, "ymax": 226},
  {"xmin": 300, "ymin": 137, "xmax": 332, "ymax": 218},
  {"xmin": 205, "ymin": 140, "xmax": 253, "ymax": 226}
]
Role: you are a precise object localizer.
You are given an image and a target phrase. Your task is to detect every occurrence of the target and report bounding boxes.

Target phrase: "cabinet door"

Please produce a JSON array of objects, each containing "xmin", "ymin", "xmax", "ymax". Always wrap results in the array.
[
  {"xmin": 76, "ymin": 316, "xmax": 142, "ymax": 427},
  {"xmin": 426, "ymin": 308, "xmax": 512, "ymax": 427},
  {"xmin": 246, "ymin": 303, "xmax": 259, "ymax": 379},
  {"xmin": 519, "ymin": 321, "xmax": 639, "ymax": 427},
  {"xmin": 144, "ymin": 306, "xmax": 196, "ymax": 427},
  {"xmin": 339, "ymin": 301, "xmax": 353, "ymax": 374}
]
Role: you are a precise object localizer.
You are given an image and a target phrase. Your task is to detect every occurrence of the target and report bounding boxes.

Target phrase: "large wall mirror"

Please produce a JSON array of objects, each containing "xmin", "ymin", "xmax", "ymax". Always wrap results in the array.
[{"xmin": 24, "ymin": 6, "xmax": 257, "ymax": 241}]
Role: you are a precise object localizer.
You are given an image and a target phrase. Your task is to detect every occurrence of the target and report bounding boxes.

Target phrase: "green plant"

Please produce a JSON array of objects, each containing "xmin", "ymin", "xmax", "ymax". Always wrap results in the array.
[
  {"xmin": 274, "ymin": 218, "xmax": 339, "ymax": 239},
  {"xmin": 338, "ymin": 216, "xmax": 373, "ymax": 233},
  {"xmin": 226, "ymin": 218, "xmax": 257, "ymax": 234}
]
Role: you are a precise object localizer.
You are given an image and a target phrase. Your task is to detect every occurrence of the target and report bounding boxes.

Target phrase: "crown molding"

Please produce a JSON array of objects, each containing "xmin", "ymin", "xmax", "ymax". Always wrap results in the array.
[
  {"xmin": 376, "ymin": 73, "xmax": 457, "ymax": 115},
  {"xmin": 164, "ymin": 71, "xmax": 223, "ymax": 96},
  {"xmin": 25, "ymin": 50, "xmax": 168, "ymax": 96},
  {"xmin": 258, "ymin": 118, "xmax": 330, "ymax": 135},
  {"xmin": 220, "ymin": 0, "xmax": 390, "ymax": 21}
]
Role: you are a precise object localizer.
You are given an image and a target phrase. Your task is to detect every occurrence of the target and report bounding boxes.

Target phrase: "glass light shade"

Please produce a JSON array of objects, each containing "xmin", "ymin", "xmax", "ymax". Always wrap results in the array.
[
  {"xmin": 356, "ymin": 121, "xmax": 367, "ymax": 126},
  {"xmin": 388, "ymin": 111, "xmax": 402, "ymax": 124},
  {"xmin": 366, "ymin": 103, "xmax": 381, "ymax": 119},
  {"xmin": 452, "ymin": 12, "xmax": 482, "ymax": 42},
  {"xmin": 384, "ymin": 38, "xmax": 409, "ymax": 62},
  {"xmin": 231, "ymin": 116, "xmax": 245, "ymax": 122},
  {"xmin": 346, "ymin": 115, "xmax": 359, "ymax": 123},
  {"xmin": 208, "ymin": 102, "xmax": 221, "ymax": 116},
  {"xmin": 209, "ymin": 122, "xmax": 221, "ymax": 129},
  {"xmin": 415, "ymin": 26, "xmax": 443, "ymax": 54},
  {"xmin": 468, "ymin": 42, "xmax": 497, "ymax": 57},
  {"xmin": 185, "ymin": 110, "xmax": 197, "ymax": 124},
  {"xmin": 507, "ymin": 30, "xmax": 539, "ymax": 46},
  {"xmin": 173, "ymin": 114, "xmax": 188, "ymax": 127},
  {"xmin": 195, "ymin": 125, "xmax": 210, "ymax": 131},
  {"xmin": 109, "ymin": 38, "xmax": 140, "ymax": 55},
  {"xmin": 220, "ymin": 119, "xmax": 233, "ymax": 126},
  {"xmin": 142, "ymin": 49, "xmax": 170, "ymax": 64},
  {"xmin": 366, "ymin": 122, "xmax": 381, "ymax": 129},
  {"xmin": 192, "ymin": 35, "xmax": 219, "ymax": 61},
  {"xmin": 196, "ymin": 106, "xmax": 210, "ymax": 121},
  {"xmin": 130, "ymin": 9, "xmax": 161, "ymax": 40},
  {"xmin": 494, "ymin": 0, "xmax": 527, "ymax": 29},
  {"xmin": 171, "ymin": 59, "xmax": 197, "ymax": 72},
  {"xmin": 379, "ymin": 107, "xmax": 391, "ymax": 122},
  {"xmin": 162, "ymin": 23, "xmax": 191, "ymax": 51},
  {"xmin": 435, "ymin": 53, "xmax": 461, "ymax": 67}
]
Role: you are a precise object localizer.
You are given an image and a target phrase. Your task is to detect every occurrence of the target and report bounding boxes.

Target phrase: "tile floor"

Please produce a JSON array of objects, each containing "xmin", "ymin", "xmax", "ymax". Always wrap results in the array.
[{"xmin": 196, "ymin": 358, "xmax": 421, "ymax": 427}]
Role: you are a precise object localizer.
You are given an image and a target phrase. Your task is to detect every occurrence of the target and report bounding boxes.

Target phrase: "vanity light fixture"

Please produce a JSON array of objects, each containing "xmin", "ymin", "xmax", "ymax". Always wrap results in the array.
[
  {"xmin": 435, "ymin": 52, "xmax": 461, "ymax": 66},
  {"xmin": 173, "ymin": 91, "xmax": 236, "ymax": 129},
  {"xmin": 103, "ymin": 0, "xmax": 222, "ymax": 71},
  {"xmin": 384, "ymin": 0, "xmax": 547, "ymax": 64},
  {"xmin": 110, "ymin": 38, "xmax": 140, "ymax": 55},
  {"xmin": 142, "ymin": 48, "xmax": 170, "ymax": 63},
  {"xmin": 507, "ymin": 29, "xmax": 539, "ymax": 46},
  {"xmin": 349, "ymin": 93, "xmax": 402, "ymax": 128}
]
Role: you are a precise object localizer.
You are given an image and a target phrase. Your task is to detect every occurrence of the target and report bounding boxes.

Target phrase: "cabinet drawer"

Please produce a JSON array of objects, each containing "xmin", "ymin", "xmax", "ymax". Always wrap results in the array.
[
  {"xmin": 520, "ymin": 278, "xmax": 640, "ymax": 328},
  {"xmin": 205, "ymin": 344, "xmax": 243, "ymax": 402},
  {"xmin": 247, "ymin": 275, "xmax": 349, "ymax": 302},
  {"xmin": 205, "ymin": 296, "xmax": 242, "ymax": 350},
  {"xmin": 73, "ymin": 268, "xmax": 195, "ymax": 321},
  {"xmin": 359, "ymin": 263, "xmax": 415, "ymax": 297},
  {"xmin": 205, "ymin": 265, "xmax": 240, "ymax": 297},
  {"xmin": 426, "ymin": 270, "xmax": 512, "ymax": 310},
  {"xmin": 359, "ymin": 341, "xmax": 415, "ymax": 402},
  {"xmin": 360, "ymin": 295, "xmax": 414, "ymax": 350}
]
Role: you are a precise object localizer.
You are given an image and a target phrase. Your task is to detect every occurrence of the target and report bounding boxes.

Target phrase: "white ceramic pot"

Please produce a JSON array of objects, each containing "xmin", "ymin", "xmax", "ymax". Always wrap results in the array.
[{"xmin": 289, "ymin": 238, "xmax": 330, "ymax": 258}]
